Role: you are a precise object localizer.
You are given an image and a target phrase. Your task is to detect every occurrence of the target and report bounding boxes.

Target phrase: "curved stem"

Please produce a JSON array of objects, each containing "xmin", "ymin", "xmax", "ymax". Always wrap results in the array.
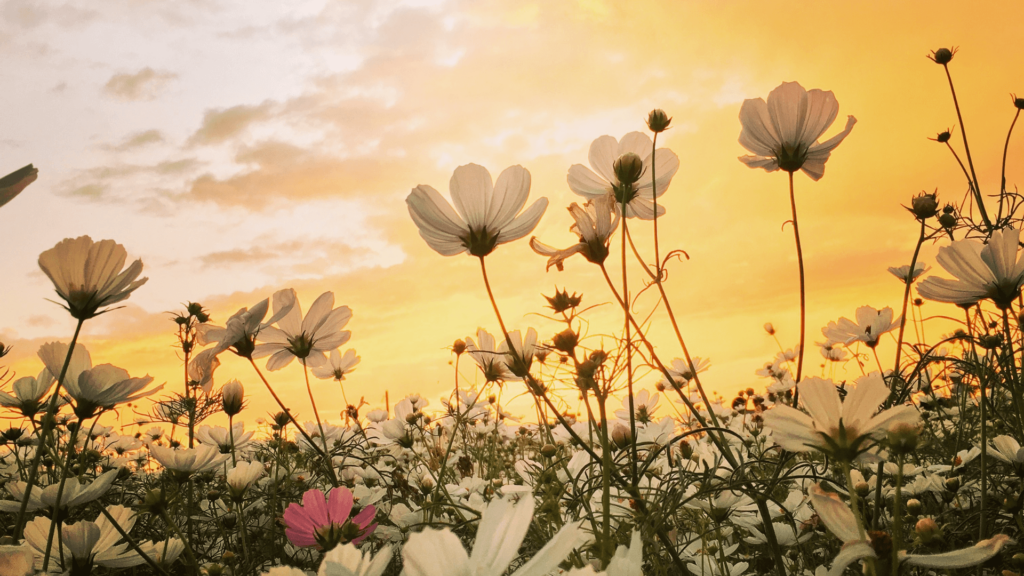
[
  {"xmin": 892, "ymin": 220, "xmax": 928, "ymax": 388},
  {"xmin": 999, "ymin": 108, "xmax": 1021, "ymax": 220},
  {"xmin": 787, "ymin": 170, "xmax": 807, "ymax": 404},
  {"xmin": 943, "ymin": 63, "xmax": 993, "ymax": 231}
]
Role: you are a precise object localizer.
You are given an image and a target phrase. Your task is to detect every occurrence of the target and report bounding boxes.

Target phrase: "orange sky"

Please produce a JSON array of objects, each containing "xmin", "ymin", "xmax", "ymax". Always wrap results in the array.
[{"xmin": 2, "ymin": 0, "xmax": 1023, "ymax": 429}]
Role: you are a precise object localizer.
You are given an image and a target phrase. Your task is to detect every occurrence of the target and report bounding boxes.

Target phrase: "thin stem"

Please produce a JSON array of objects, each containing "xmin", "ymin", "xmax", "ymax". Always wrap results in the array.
[
  {"xmin": 999, "ymin": 108, "xmax": 1021, "ymax": 220},
  {"xmin": 943, "ymin": 63, "xmax": 993, "ymax": 231},
  {"xmin": 160, "ymin": 510, "xmax": 200, "ymax": 572},
  {"xmin": 302, "ymin": 359, "xmax": 333, "ymax": 463},
  {"xmin": 95, "ymin": 504, "xmax": 170, "ymax": 576},
  {"xmin": 41, "ymin": 424, "xmax": 81, "ymax": 571},
  {"xmin": 787, "ymin": 170, "xmax": 807, "ymax": 402},
  {"xmin": 621, "ymin": 206, "xmax": 639, "ymax": 487},
  {"xmin": 843, "ymin": 461, "xmax": 877, "ymax": 576},
  {"xmin": 15, "ymin": 317, "xmax": 85, "ymax": 539}
]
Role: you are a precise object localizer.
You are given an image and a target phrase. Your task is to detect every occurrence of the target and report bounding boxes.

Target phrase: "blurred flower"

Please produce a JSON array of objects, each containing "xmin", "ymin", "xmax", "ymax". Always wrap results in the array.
[
  {"xmin": 567, "ymin": 132, "xmax": 679, "ymax": 220},
  {"xmin": 466, "ymin": 328, "xmax": 514, "ymax": 382},
  {"xmin": 0, "ymin": 164, "xmax": 38, "ymax": 209},
  {"xmin": 615, "ymin": 389, "xmax": 660, "ymax": 423},
  {"xmin": 530, "ymin": 196, "xmax": 620, "ymax": 271},
  {"xmin": 762, "ymin": 373, "xmax": 919, "ymax": 460},
  {"xmin": 888, "ymin": 263, "xmax": 930, "ymax": 285},
  {"xmin": 255, "ymin": 290, "xmax": 352, "ymax": 371},
  {"xmin": 37, "ymin": 236, "xmax": 148, "ymax": 320},
  {"xmin": 196, "ymin": 422, "xmax": 253, "ymax": 453},
  {"xmin": 738, "ymin": 81, "xmax": 856, "ymax": 180},
  {"xmin": 661, "ymin": 357, "xmax": 710, "ymax": 389},
  {"xmin": 150, "ymin": 444, "xmax": 231, "ymax": 476},
  {"xmin": 899, "ymin": 534, "xmax": 1014, "ymax": 569},
  {"xmin": 402, "ymin": 497, "xmax": 583, "ymax": 576},
  {"xmin": 918, "ymin": 228, "xmax": 1024, "ymax": 309},
  {"xmin": 283, "ymin": 487, "xmax": 377, "ymax": 551},
  {"xmin": 821, "ymin": 305, "xmax": 900, "ymax": 348},
  {"xmin": 312, "ymin": 349, "xmax": 361, "ymax": 381},
  {"xmin": 407, "ymin": 164, "xmax": 548, "ymax": 257},
  {"xmin": 0, "ymin": 543, "xmax": 34, "ymax": 576},
  {"xmin": 318, "ymin": 543, "xmax": 394, "ymax": 576},
  {"xmin": 987, "ymin": 435, "xmax": 1024, "ymax": 466},
  {"xmin": 808, "ymin": 484, "xmax": 876, "ymax": 574},
  {"xmin": 500, "ymin": 328, "xmax": 538, "ymax": 379}
]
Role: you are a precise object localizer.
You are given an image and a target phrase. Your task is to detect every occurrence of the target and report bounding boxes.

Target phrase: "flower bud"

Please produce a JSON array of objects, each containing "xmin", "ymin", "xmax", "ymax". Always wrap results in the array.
[
  {"xmin": 906, "ymin": 498, "xmax": 922, "ymax": 515},
  {"xmin": 944, "ymin": 476, "xmax": 961, "ymax": 492},
  {"xmin": 221, "ymin": 379, "xmax": 244, "ymax": 417},
  {"xmin": 915, "ymin": 517, "xmax": 941, "ymax": 543},
  {"xmin": 222, "ymin": 551, "xmax": 236, "ymax": 564},
  {"xmin": 613, "ymin": 153, "xmax": 644, "ymax": 186},
  {"xmin": 1015, "ymin": 95, "xmax": 1024, "ymax": 110},
  {"xmin": 647, "ymin": 109, "xmax": 672, "ymax": 133},
  {"xmin": 929, "ymin": 47, "xmax": 955, "ymax": 65},
  {"xmin": 552, "ymin": 329, "xmax": 579, "ymax": 354},
  {"xmin": 0, "ymin": 342, "xmax": 8, "ymax": 358},
  {"xmin": 908, "ymin": 191, "xmax": 939, "ymax": 220},
  {"xmin": 887, "ymin": 422, "xmax": 920, "ymax": 455},
  {"xmin": 452, "ymin": 339, "xmax": 467, "ymax": 355},
  {"xmin": 540, "ymin": 444, "xmax": 557, "ymax": 458},
  {"xmin": 544, "ymin": 289, "xmax": 582, "ymax": 313},
  {"xmin": 855, "ymin": 481, "xmax": 871, "ymax": 498},
  {"xmin": 611, "ymin": 424, "xmax": 632, "ymax": 449},
  {"xmin": 763, "ymin": 323, "xmax": 775, "ymax": 335}
]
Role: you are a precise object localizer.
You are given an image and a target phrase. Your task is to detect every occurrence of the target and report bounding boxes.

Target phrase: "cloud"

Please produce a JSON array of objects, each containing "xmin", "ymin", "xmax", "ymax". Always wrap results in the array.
[
  {"xmin": 188, "ymin": 102, "xmax": 274, "ymax": 145},
  {"xmin": 116, "ymin": 129, "xmax": 165, "ymax": 151},
  {"xmin": 104, "ymin": 67, "xmax": 178, "ymax": 101}
]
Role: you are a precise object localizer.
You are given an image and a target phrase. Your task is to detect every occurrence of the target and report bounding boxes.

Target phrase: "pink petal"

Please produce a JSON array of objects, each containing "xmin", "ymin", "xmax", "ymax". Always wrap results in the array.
[
  {"xmin": 327, "ymin": 487, "xmax": 354, "ymax": 524},
  {"xmin": 285, "ymin": 526, "xmax": 317, "ymax": 548},
  {"xmin": 352, "ymin": 505, "xmax": 377, "ymax": 528},
  {"xmin": 302, "ymin": 489, "xmax": 330, "ymax": 528},
  {"xmin": 351, "ymin": 523, "xmax": 377, "ymax": 546}
]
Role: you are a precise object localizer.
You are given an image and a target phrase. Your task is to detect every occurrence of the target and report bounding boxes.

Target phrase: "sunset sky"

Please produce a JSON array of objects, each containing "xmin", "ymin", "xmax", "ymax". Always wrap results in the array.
[{"xmin": 2, "ymin": 0, "xmax": 1023, "ymax": 427}]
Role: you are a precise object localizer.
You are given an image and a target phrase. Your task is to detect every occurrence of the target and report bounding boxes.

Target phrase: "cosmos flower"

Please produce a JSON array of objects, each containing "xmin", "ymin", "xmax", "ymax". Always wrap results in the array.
[
  {"xmin": 0, "ymin": 164, "xmax": 37, "ymax": 209},
  {"xmin": 563, "ymin": 531, "xmax": 642, "ymax": 576},
  {"xmin": 195, "ymin": 422, "xmax": 254, "ymax": 453},
  {"xmin": 66, "ymin": 364, "xmax": 160, "ymax": 419},
  {"xmin": 24, "ymin": 505, "xmax": 147, "ymax": 572},
  {"xmin": 0, "ymin": 368, "xmax": 55, "ymax": 417},
  {"xmin": 500, "ymin": 328, "xmax": 538, "ymax": 379},
  {"xmin": 808, "ymin": 484, "xmax": 876, "ymax": 576},
  {"xmin": 918, "ymin": 228, "xmax": 1024, "ymax": 309},
  {"xmin": 225, "ymin": 461, "xmax": 266, "ymax": 499},
  {"xmin": 762, "ymin": 373, "xmax": 919, "ymax": 460},
  {"xmin": 567, "ymin": 132, "xmax": 679, "ymax": 220},
  {"xmin": 660, "ymin": 357, "xmax": 711, "ymax": 389},
  {"xmin": 0, "ymin": 468, "xmax": 119, "ymax": 513},
  {"xmin": 37, "ymin": 236, "xmax": 148, "ymax": 320},
  {"xmin": 888, "ymin": 262, "xmax": 930, "ymax": 285},
  {"xmin": 466, "ymin": 328, "xmax": 515, "ymax": 382},
  {"xmin": 149, "ymin": 445, "xmax": 231, "ymax": 476},
  {"xmin": 193, "ymin": 289, "xmax": 296, "ymax": 360},
  {"xmin": 530, "ymin": 195, "xmax": 620, "ymax": 271},
  {"xmin": 312, "ymin": 349, "xmax": 361, "ymax": 381},
  {"xmin": 821, "ymin": 306, "xmax": 900, "ymax": 348},
  {"xmin": 615, "ymin": 389, "xmax": 660, "ymax": 423},
  {"xmin": 255, "ymin": 290, "xmax": 352, "ymax": 371},
  {"xmin": 899, "ymin": 535, "xmax": 1015, "ymax": 569},
  {"xmin": 738, "ymin": 81, "xmax": 856, "ymax": 180},
  {"xmin": 407, "ymin": 164, "xmax": 548, "ymax": 257},
  {"xmin": 0, "ymin": 543, "xmax": 33, "ymax": 576},
  {"xmin": 283, "ymin": 487, "xmax": 377, "ymax": 551},
  {"xmin": 318, "ymin": 543, "xmax": 394, "ymax": 576},
  {"xmin": 986, "ymin": 435, "xmax": 1024, "ymax": 465},
  {"xmin": 221, "ymin": 379, "xmax": 245, "ymax": 416},
  {"xmin": 401, "ymin": 497, "xmax": 583, "ymax": 576}
]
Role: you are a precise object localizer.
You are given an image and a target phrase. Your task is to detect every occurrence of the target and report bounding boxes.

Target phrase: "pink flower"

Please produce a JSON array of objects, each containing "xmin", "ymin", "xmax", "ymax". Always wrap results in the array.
[{"xmin": 283, "ymin": 487, "xmax": 377, "ymax": 551}]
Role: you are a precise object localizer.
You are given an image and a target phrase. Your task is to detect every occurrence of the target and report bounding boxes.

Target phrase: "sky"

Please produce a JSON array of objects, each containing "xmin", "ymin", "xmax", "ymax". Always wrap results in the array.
[{"xmin": 1, "ymin": 0, "xmax": 1023, "ymax": 429}]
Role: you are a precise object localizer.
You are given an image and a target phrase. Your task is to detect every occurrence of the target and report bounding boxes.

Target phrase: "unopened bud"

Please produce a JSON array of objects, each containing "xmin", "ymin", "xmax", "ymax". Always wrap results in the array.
[
  {"xmin": 1015, "ymin": 95, "xmax": 1024, "ymax": 110},
  {"xmin": 887, "ymin": 422, "xmax": 920, "ymax": 455},
  {"xmin": 855, "ymin": 482, "xmax": 871, "ymax": 498},
  {"xmin": 929, "ymin": 47, "xmax": 955, "ymax": 65},
  {"xmin": 908, "ymin": 191, "xmax": 939, "ymax": 220},
  {"xmin": 646, "ymin": 109, "xmax": 672, "ymax": 133},
  {"xmin": 613, "ymin": 153, "xmax": 644, "ymax": 186},
  {"xmin": 906, "ymin": 498, "xmax": 922, "ymax": 515},
  {"xmin": 552, "ymin": 329, "xmax": 579, "ymax": 354},
  {"xmin": 915, "ymin": 517, "xmax": 941, "ymax": 543},
  {"xmin": 221, "ymin": 379, "xmax": 244, "ymax": 416},
  {"xmin": 452, "ymin": 339, "xmax": 467, "ymax": 355},
  {"xmin": 763, "ymin": 323, "xmax": 775, "ymax": 335},
  {"xmin": 540, "ymin": 444, "xmax": 557, "ymax": 458},
  {"xmin": 611, "ymin": 424, "xmax": 632, "ymax": 449},
  {"xmin": 944, "ymin": 477, "xmax": 961, "ymax": 492}
]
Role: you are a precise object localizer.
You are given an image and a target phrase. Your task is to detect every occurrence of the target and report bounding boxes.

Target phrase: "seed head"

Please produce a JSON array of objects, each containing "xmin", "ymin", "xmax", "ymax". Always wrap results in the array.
[
  {"xmin": 907, "ymin": 191, "xmax": 939, "ymax": 220},
  {"xmin": 928, "ymin": 47, "xmax": 956, "ymax": 65}
]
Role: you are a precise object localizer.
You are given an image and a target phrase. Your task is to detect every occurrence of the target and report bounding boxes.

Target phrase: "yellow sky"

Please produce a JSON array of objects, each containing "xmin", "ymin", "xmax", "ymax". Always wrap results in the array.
[{"xmin": 1, "ymin": 0, "xmax": 1023, "ymax": 428}]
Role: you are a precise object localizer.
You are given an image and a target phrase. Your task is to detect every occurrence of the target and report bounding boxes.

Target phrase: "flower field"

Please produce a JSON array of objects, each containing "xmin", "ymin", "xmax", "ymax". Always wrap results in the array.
[{"xmin": 4, "ymin": 48, "xmax": 1024, "ymax": 576}]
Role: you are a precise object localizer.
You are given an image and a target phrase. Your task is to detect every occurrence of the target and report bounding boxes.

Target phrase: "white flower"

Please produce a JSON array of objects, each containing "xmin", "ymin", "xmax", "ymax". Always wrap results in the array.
[
  {"xmin": 24, "ymin": 505, "xmax": 146, "ymax": 572},
  {"xmin": 466, "ymin": 328, "xmax": 515, "ymax": 382},
  {"xmin": 899, "ymin": 534, "xmax": 1014, "ymax": 569},
  {"xmin": 0, "ymin": 542, "xmax": 34, "ymax": 576},
  {"xmin": 318, "ymin": 543, "xmax": 393, "ymax": 576},
  {"xmin": 529, "ymin": 195, "xmax": 620, "ymax": 271},
  {"xmin": 196, "ymin": 422, "xmax": 254, "ymax": 453},
  {"xmin": 221, "ymin": 379, "xmax": 244, "ymax": 416},
  {"xmin": 888, "ymin": 262, "xmax": 930, "ymax": 284},
  {"xmin": 255, "ymin": 290, "xmax": 352, "ymax": 371},
  {"xmin": 0, "ymin": 468, "xmax": 119, "ymax": 513},
  {"xmin": 661, "ymin": 357, "xmax": 710, "ymax": 389},
  {"xmin": 567, "ymin": 132, "xmax": 679, "ymax": 220},
  {"xmin": 500, "ymin": 328, "xmax": 538, "ymax": 380},
  {"xmin": 37, "ymin": 236, "xmax": 148, "ymax": 320},
  {"xmin": 614, "ymin": 389, "xmax": 660, "ymax": 423},
  {"xmin": 565, "ymin": 531, "xmax": 642, "ymax": 576},
  {"xmin": 312, "ymin": 349, "xmax": 361, "ymax": 381},
  {"xmin": 226, "ymin": 461, "xmax": 266, "ymax": 498},
  {"xmin": 762, "ymin": 373, "xmax": 919, "ymax": 459},
  {"xmin": 918, "ymin": 227, "xmax": 1024, "ymax": 309},
  {"xmin": 150, "ymin": 444, "xmax": 230, "ymax": 475},
  {"xmin": 37, "ymin": 341, "xmax": 92, "ymax": 392},
  {"xmin": 0, "ymin": 368, "xmax": 55, "ymax": 417},
  {"xmin": 407, "ymin": 163, "xmax": 548, "ymax": 257},
  {"xmin": 401, "ymin": 497, "xmax": 583, "ymax": 576},
  {"xmin": 0, "ymin": 164, "xmax": 37, "ymax": 209},
  {"xmin": 987, "ymin": 435, "xmax": 1024, "ymax": 465},
  {"xmin": 67, "ymin": 364, "xmax": 160, "ymax": 418},
  {"xmin": 738, "ymin": 81, "xmax": 856, "ymax": 180},
  {"xmin": 821, "ymin": 306, "xmax": 900, "ymax": 349},
  {"xmin": 193, "ymin": 289, "xmax": 296, "ymax": 360},
  {"xmin": 808, "ymin": 484, "xmax": 876, "ymax": 576}
]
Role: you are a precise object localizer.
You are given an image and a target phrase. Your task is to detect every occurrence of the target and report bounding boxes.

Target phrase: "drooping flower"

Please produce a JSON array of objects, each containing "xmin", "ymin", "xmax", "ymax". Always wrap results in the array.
[
  {"xmin": 0, "ymin": 164, "xmax": 38, "ymax": 209},
  {"xmin": 225, "ymin": 461, "xmax": 266, "ymax": 500},
  {"xmin": 808, "ymin": 484, "xmax": 876, "ymax": 576},
  {"xmin": 0, "ymin": 468, "xmax": 119, "ymax": 513},
  {"xmin": 255, "ymin": 290, "xmax": 352, "ymax": 371},
  {"xmin": 918, "ymin": 227, "xmax": 1024, "ymax": 309},
  {"xmin": 193, "ymin": 289, "xmax": 296, "ymax": 361},
  {"xmin": 762, "ymin": 373, "xmax": 919, "ymax": 460},
  {"xmin": 312, "ymin": 349, "xmax": 361, "ymax": 381},
  {"xmin": 66, "ymin": 364, "xmax": 160, "ymax": 419},
  {"xmin": 0, "ymin": 368, "xmax": 55, "ymax": 417},
  {"xmin": 738, "ymin": 81, "xmax": 856, "ymax": 180},
  {"xmin": 407, "ymin": 164, "xmax": 548, "ymax": 257},
  {"xmin": 401, "ymin": 497, "xmax": 583, "ymax": 576},
  {"xmin": 567, "ymin": 132, "xmax": 679, "ymax": 220},
  {"xmin": 821, "ymin": 306, "xmax": 901, "ymax": 349},
  {"xmin": 283, "ymin": 487, "xmax": 377, "ymax": 551},
  {"xmin": 37, "ymin": 236, "xmax": 148, "ymax": 320},
  {"xmin": 530, "ymin": 195, "xmax": 620, "ymax": 271},
  {"xmin": 466, "ymin": 328, "xmax": 515, "ymax": 382}
]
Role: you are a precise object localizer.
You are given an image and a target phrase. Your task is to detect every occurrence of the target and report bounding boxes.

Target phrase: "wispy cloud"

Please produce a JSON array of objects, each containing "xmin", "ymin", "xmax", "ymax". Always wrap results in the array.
[{"xmin": 104, "ymin": 67, "xmax": 178, "ymax": 101}]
